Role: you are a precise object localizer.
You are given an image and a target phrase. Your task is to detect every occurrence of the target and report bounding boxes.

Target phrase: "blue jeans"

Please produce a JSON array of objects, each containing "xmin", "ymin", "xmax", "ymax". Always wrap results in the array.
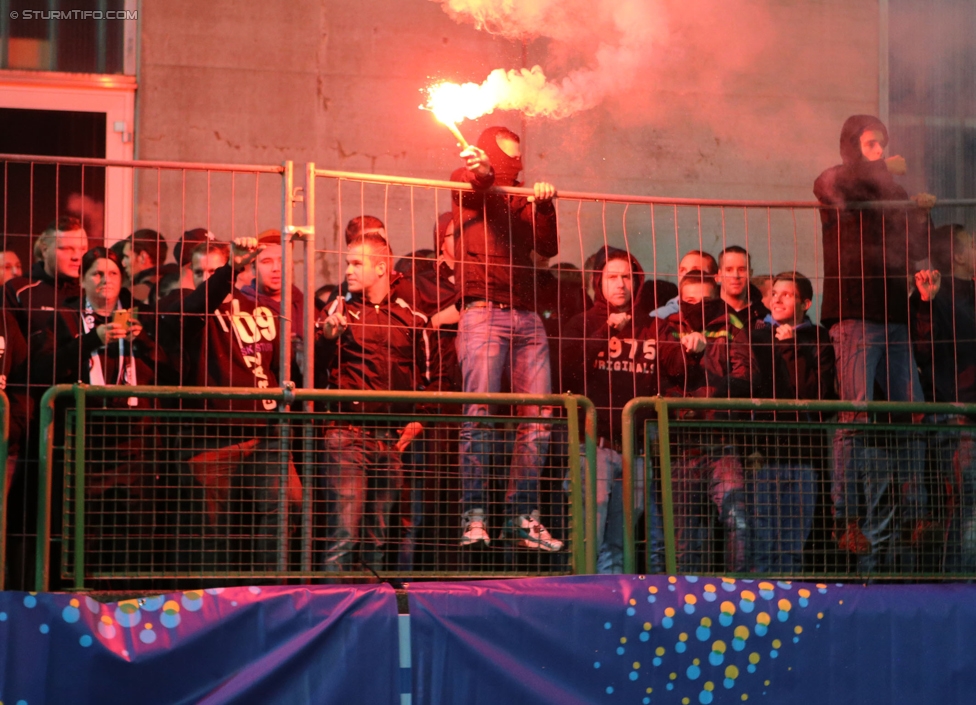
[
  {"xmin": 830, "ymin": 320, "xmax": 927, "ymax": 570},
  {"xmin": 457, "ymin": 306, "xmax": 552, "ymax": 516},
  {"xmin": 749, "ymin": 463, "xmax": 815, "ymax": 573}
]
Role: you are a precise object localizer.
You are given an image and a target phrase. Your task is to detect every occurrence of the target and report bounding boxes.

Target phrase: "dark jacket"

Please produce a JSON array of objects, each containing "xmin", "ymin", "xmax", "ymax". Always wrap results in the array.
[
  {"xmin": 407, "ymin": 260, "xmax": 461, "ymax": 393},
  {"xmin": 4, "ymin": 261, "xmax": 81, "ymax": 337},
  {"xmin": 0, "ymin": 309, "xmax": 31, "ymax": 451},
  {"xmin": 562, "ymin": 248, "xmax": 685, "ymax": 442},
  {"xmin": 450, "ymin": 167, "xmax": 558, "ymax": 310},
  {"xmin": 911, "ymin": 277, "xmax": 976, "ymax": 404},
  {"xmin": 750, "ymin": 316, "xmax": 837, "ymax": 404},
  {"xmin": 814, "ymin": 115, "xmax": 931, "ymax": 326},
  {"xmin": 316, "ymin": 289, "xmax": 442, "ymax": 415}
]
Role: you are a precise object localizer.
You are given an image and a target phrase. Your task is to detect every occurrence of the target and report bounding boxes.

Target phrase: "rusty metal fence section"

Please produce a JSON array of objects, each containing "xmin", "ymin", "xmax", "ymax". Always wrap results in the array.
[{"xmin": 37, "ymin": 385, "xmax": 596, "ymax": 591}]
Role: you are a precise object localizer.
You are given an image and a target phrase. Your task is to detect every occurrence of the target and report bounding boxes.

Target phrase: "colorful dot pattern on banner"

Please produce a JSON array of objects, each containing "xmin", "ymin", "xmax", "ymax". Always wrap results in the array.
[{"xmin": 593, "ymin": 577, "xmax": 832, "ymax": 701}]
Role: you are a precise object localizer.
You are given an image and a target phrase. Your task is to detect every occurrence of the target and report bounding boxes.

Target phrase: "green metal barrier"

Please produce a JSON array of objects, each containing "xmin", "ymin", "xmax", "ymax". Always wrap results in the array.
[
  {"xmin": 622, "ymin": 397, "xmax": 976, "ymax": 579},
  {"xmin": 36, "ymin": 385, "xmax": 598, "ymax": 590}
]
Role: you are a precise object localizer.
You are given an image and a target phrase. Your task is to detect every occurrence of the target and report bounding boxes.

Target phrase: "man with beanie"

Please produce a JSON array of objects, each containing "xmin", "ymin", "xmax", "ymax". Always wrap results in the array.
[
  {"xmin": 815, "ymin": 114, "xmax": 934, "ymax": 572},
  {"xmin": 451, "ymin": 126, "xmax": 562, "ymax": 551},
  {"xmin": 562, "ymin": 247, "xmax": 677, "ymax": 572}
]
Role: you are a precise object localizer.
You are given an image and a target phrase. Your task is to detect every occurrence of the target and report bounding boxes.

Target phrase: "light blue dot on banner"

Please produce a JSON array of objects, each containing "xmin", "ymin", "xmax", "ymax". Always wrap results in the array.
[
  {"xmin": 724, "ymin": 678, "xmax": 735, "ymax": 689},
  {"xmin": 627, "ymin": 608, "xmax": 636, "ymax": 616},
  {"xmin": 719, "ymin": 613, "xmax": 733, "ymax": 627},
  {"xmin": 231, "ymin": 601, "xmax": 238, "ymax": 607},
  {"xmin": 662, "ymin": 617, "xmax": 674, "ymax": 629},
  {"xmin": 248, "ymin": 586, "xmax": 261, "ymax": 594},
  {"xmin": 667, "ymin": 683, "xmax": 674, "ymax": 691},
  {"xmin": 39, "ymin": 624, "xmax": 49, "ymax": 634},
  {"xmin": 687, "ymin": 576, "xmax": 699, "ymax": 583},
  {"xmin": 160, "ymin": 611, "xmax": 181, "ymax": 629},
  {"xmin": 115, "ymin": 607, "xmax": 141, "ymax": 628},
  {"xmin": 17, "ymin": 700, "xmax": 27, "ymax": 705},
  {"xmin": 139, "ymin": 629, "xmax": 157, "ymax": 645},
  {"xmin": 98, "ymin": 622, "xmax": 116, "ymax": 639},
  {"xmin": 684, "ymin": 604, "xmax": 696, "ymax": 615},
  {"xmin": 759, "ymin": 589, "xmax": 774, "ymax": 601},
  {"xmin": 85, "ymin": 596, "xmax": 101, "ymax": 614},
  {"xmin": 617, "ymin": 647, "xmax": 625, "ymax": 655},
  {"xmin": 675, "ymin": 642, "xmax": 687, "ymax": 654},
  {"xmin": 770, "ymin": 650, "xmax": 779, "ymax": 658},
  {"xmin": 818, "ymin": 587, "xmax": 828, "ymax": 594},
  {"xmin": 722, "ymin": 582, "xmax": 737, "ymax": 592},
  {"xmin": 606, "ymin": 686, "xmax": 614, "ymax": 695},
  {"xmin": 709, "ymin": 652, "xmax": 724, "ymax": 667},
  {"xmin": 62, "ymin": 605, "xmax": 80, "ymax": 623},
  {"xmin": 748, "ymin": 664, "xmax": 757, "ymax": 673},
  {"xmin": 605, "ymin": 622, "xmax": 612, "ymax": 629},
  {"xmin": 630, "ymin": 671, "xmax": 639, "ymax": 681},
  {"xmin": 755, "ymin": 624, "xmax": 768, "ymax": 637},
  {"xmin": 732, "ymin": 638, "xmax": 746, "ymax": 651},
  {"xmin": 799, "ymin": 598, "xmax": 809, "ymax": 608},
  {"xmin": 640, "ymin": 632, "xmax": 650, "ymax": 642},
  {"xmin": 739, "ymin": 600, "xmax": 755, "ymax": 614},
  {"xmin": 699, "ymin": 690, "xmax": 714, "ymax": 705},
  {"xmin": 80, "ymin": 634, "xmax": 93, "ymax": 647},
  {"xmin": 668, "ymin": 584, "xmax": 676, "ymax": 592},
  {"xmin": 24, "ymin": 595, "xmax": 37, "ymax": 608},
  {"xmin": 181, "ymin": 593, "xmax": 203, "ymax": 611},
  {"xmin": 697, "ymin": 626, "xmax": 710, "ymax": 641},
  {"xmin": 703, "ymin": 591, "xmax": 717, "ymax": 602},
  {"xmin": 793, "ymin": 637, "xmax": 800, "ymax": 644},
  {"xmin": 647, "ymin": 595, "xmax": 657, "ymax": 604},
  {"xmin": 0, "ymin": 611, "xmax": 7, "ymax": 621},
  {"xmin": 778, "ymin": 611, "xmax": 789, "ymax": 622},
  {"xmin": 687, "ymin": 664, "xmax": 701, "ymax": 680},
  {"xmin": 777, "ymin": 582, "xmax": 792, "ymax": 590},
  {"xmin": 204, "ymin": 588, "xmax": 225, "ymax": 595},
  {"xmin": 140, "ymin": 596, "xmax": 164, "ymax": 612},
  {"xmin": 644, "ymin": 698, "xmax": 651, "ymax": 705},
  {"xmin": 594, "ymin": 662, "xmax": 601, "ymax": 669},
  {"xmin": 653, "ymin": 657, "xmax": 662, "ymax": 667}
]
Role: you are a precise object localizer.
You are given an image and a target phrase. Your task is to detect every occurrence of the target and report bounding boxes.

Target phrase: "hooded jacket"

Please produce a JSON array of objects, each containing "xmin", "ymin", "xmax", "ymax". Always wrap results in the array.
[
  {"xmin": 814, "ymin": 115, "xmax": 931, "ymax": 325},
  {"xmin": 4, "ymin": 260, "xmax": 81, "ymax": 337},
  {"xmin": 450, "ymin": 126, "xmax": 558, "ymax": 310},
  {"xmin": 562, "ymin": 248, "xmax": 685, "ymax": 442},
  {"xmin": 911, "ymin": 275, "xmax": 976, "ymax": 405}
]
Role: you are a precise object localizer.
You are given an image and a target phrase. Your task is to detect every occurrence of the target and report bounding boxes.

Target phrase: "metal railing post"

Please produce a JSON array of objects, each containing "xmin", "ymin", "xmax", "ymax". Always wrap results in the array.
[
  {"xmin": 280, "ymin": 159, "xmax": 295, "ymax": 387},
  {"xmin": 621, "ymin": 400, "xmax": 636, "ymax": 574},
  {"xmin": 73, "ymin": 385, "xmax": 87, "ymax": 590},
  {"xmin": 655, "ymin": 399, "xmax": 677, "ymax": 576},
  {"xmin": 0, "ymin": 391, "xmax": 9, "ymax": 591},
  {"xmin": 566, "ymin": 396, "xmax": 584, "ymax": 574},
  {"xmin": 583, "ymin": 398, "xmax": 598, "ymax": 575},
  {"xmin": 36, "ymin": 385, "xmax": 71, "ymax": 591}
]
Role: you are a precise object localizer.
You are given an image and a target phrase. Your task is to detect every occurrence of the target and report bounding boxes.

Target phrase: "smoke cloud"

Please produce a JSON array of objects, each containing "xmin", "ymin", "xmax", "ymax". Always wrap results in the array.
[{"xmin": 429, "ymin": 0, "xmax": 669, "ymax": 119}]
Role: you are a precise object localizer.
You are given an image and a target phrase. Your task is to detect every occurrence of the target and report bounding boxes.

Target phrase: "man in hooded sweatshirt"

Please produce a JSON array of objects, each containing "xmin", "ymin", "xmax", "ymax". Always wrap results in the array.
[
  {"xmin": 451, "ymin": 126, "xmax": 562, "ymax": 551},
  {"xmin": 814, "ymin": 115, "xmax": 934, "ymax": 572},
  {"xmin": 562, "ymin": 247, "xmax": 681, "ymax": 573}
]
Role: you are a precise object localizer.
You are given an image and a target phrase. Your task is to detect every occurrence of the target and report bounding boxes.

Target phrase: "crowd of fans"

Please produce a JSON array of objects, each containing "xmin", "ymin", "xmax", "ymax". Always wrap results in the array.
[{"xmin": 2, "ymin": 114, "xmax": 974, "ymax": 585}]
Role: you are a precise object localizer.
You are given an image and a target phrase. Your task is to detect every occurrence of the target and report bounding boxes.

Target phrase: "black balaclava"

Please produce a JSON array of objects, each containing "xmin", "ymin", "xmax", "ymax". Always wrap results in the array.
[
  {"xmin": 839, "ymin": 115, "xmax": 889, "ymax": 166},
  {"xmin": 680, "ymin": 300, "xmax": 707, "ymax": 332},
  {"xmin": 477, "ymin": 126, "xmax": 523, "ymax": 186}
]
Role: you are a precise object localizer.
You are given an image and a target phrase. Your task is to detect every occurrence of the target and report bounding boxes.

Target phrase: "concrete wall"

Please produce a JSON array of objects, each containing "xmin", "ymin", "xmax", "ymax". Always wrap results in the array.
[{"xmin": 135, "ymin": 0, "xmax": 881, "ymax": 286}]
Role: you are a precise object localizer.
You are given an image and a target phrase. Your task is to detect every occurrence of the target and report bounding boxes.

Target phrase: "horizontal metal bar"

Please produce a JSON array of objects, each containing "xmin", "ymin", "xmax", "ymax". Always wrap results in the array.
[
  {"xmin": 0, "ymin": 153, "xmax": 286, "ymax": 174},
  {"xmin": 638, "ymin": 396, "xmax": 976, "ymax": 415}
]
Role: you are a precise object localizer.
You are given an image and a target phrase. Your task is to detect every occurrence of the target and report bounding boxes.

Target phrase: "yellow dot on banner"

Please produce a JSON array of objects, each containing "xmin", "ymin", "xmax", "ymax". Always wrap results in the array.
[
  {"xmin": 633, "ymin": 661, "xmax": 641, "ymax": 669},
  {"xmin": 679, "ymin": 633, "xmax": 689, "ymax": 642},
  {"xmin": 794, "ymin": 626, "xmax": 803, "ymax": 635},
  {"xmin": 818, "ymin": 612, "xmax": 824, "ymax": 619},
  {"xmin": 144, "ymin": 623, "xmax": 153, "ymax": 630},
  {"xmin": 670, "ymin": 673, "xmax": 678, "ymax": 681},
  {"xmin": 839, "ymin": 600, "xmax": 844, "ymax": 605},
  {"xmin": 693, "ymin": 658, "xmax": 701, "ymax": 666},
  {"xmin": 799, "ymin": 589, "xmax": 811, "ymax": 599},
  {"xmin": 778, "ymin": 599, "xmax": 791, "ymax": 612},
  {"xmin": 644, "ymin": 622, "xmax": 652, "ymax": 631},
  {"xmin": 101, "ymin": 615, "xmax": 113, "ymax": 625},
  {"xmin": 742, "ymin": 695, "xmax": 749, "ymax": 701},
  {"xmin": 765, "ymin": 680, "xmax": 771, "ymax": 686},
  {"xmin": 722, "ymin": 577, "xmax": 736, "ymax": 584},
  {"xmin": 184, "ymin": 590, "xmax": 203, "ymax": 601},
  {"xmin": 163, "ymin": 600, "xmax": 180, "ymax": 613},
  {"xmin": 656, "ymin": 647, "xmax": 666, "ymax": 656},
  {"xmin": 726, "ymin": 665, "xmax": 740, "ymax": 679},
  {"xmin": 682, "ymin": 699, "xmax": 690, "ymax": 705},
  {"xmin": 647, "ymin": 688, "xmax": 653, "ymax": 694},
  {"xmin": 712, "ymin": 640, "xmax": 727, "ymax": 654},
  {"xmin": 749, "ymin": 653, "xmax": 761, "ymax": 664},
  {"xmin": 701, "ymin": 617, "xmax": 713, "ymax": 627},
  {"xmin": 772, "ymin": 639, "xmax": 782, "ymax": 649},
  {"xmin": 756, "ymin": 612, "xmax": 771, "ymax": 626},
  {"xmin": 69, "ymin": 598, "xmax": 80, "ymax": 608},
  {"xmin": 734, "ymin": 626, "xmax": 750, "ymax": 640},
  {"xmin": 685, "ymin": 594, "xmax": 698, "ymax": 605},
  {"xmin": 630, "ymin": 598, "xmax": 637, "ymax": 606},
  {"xmin": 741, "ymin": 590, "xmax": 756, "ymax": 601},
  {"xmin": 758, "ymin": 581, "xmax": 774, "ymax": 591},
  {"xmin": 721, "ymin": 601, "xmax": 736, "ymax": 615},
  {"xmin": 669, "ymin": 576, "xmax": 678, "ymax": 584},
  {"xmin": 650, "ymin": 586, "xmax": 658, "ymax": 594},
  {"xmin": 705, "ymin": 584, "xmax": 716, "ymax": 593},
  {"xmin": 665, "ymin": 607, "xmax": 676, "ymax": 618},
  {"xmin": 620, "ymin": 637, "xmax": 628, "ymax": 644},
  {"xmin": 704, "ymin": 681, "xmax": 715, "ymax": 692},
  {"xmin": 816, "ymin": 583, "xmax": 827, "ymax": 589}
]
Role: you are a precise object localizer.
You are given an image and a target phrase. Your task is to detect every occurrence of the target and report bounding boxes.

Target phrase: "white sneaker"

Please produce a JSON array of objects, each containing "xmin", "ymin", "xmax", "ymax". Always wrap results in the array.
[
  {"xmin": 512, "ymin": 510, "xmax": 563, "ymax": 552},
  {"xmin": 461, "ymin": 509, "xmax": 491, "ymax": 547}
]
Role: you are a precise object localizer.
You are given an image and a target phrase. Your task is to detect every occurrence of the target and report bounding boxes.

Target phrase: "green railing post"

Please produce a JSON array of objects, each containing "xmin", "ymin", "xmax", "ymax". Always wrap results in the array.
[
  {"xmin": 655, "ymin": 399, "xmax": 677, "ymax": 576},
  {"xmin": 0, "ymin": 391, "xmax": 9, "ymax": 591},
  {"xmin": 73, "ymin": 384, "xmax": 87, "ymax": 590},
  {"xmin": 621, "ymin": 400, "xmax": 637, "ymax": 574},
  {"xmin": 566, "ymin": 396, "xmax": 585, "ymax": 574},
  {"xmin": 583, "ymin": 399, "xmax": 598, "ymax": 575},
  {"xmin": 36, "ymin": 385, "xmax": 72, "ymax": 591}
]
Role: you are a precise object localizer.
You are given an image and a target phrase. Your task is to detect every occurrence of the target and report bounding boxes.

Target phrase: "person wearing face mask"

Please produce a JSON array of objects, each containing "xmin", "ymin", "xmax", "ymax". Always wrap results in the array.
[
  {"xmin": 655, "ymin": 270, "xmax": 757, "ymax": 573},
  {"xmin": 450, "ymin": 126, "xmax": 563, "ymax": 552},
  {"xmin": 562, "ymin": 247, "xmax": 682, "ymax": 573},
  {"xmin": 815, "ymin": 115, "xmax": 935, "ymax": 573}
]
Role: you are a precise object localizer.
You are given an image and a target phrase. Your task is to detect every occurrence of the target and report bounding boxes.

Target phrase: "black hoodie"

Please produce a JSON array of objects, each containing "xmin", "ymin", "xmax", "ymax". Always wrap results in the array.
[
  {"xmin": 4, "ymin": 260, "xmax": 81, "ymax": 337},
  {"xmin": 562, "ymin": 247, "xmax": 684, "ymax": 443},
  {"xmin": 814, "ymin": 115, "xmax": 931, "ymax": 326}
]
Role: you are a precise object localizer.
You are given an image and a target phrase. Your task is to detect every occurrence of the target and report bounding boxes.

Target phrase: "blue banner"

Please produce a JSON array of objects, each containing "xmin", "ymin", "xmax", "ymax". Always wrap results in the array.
[{"xmin": 0, "ymin": 584, "xmax": 399, "ymax": 705}]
